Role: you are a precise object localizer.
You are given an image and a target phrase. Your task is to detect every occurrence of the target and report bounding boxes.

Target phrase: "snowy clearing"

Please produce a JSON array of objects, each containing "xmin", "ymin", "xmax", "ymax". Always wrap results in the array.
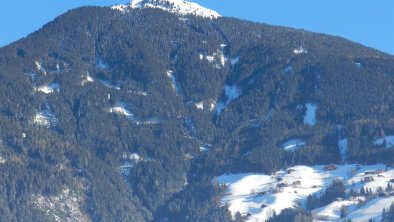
[
  {"xmin": 109, "ymin": 104, "xmax": 134, "ymax": 120},
  {"xmin": 36, "ymin": 83, "xmax": 60, "ymax": 94},
  {"xmin": 280, "ymin": 139, "xmax": 306, "ymax": 152}
]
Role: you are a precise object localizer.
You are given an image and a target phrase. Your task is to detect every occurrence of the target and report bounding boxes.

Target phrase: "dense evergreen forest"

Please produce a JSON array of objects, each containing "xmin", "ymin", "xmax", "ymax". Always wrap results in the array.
[{"xmin": 0, "ymin": 5, "xmax": 393, "ymax": 222}]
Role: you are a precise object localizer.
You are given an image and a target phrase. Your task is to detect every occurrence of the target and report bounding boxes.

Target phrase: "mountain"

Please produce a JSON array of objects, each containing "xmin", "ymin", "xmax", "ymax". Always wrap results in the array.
[
  {"xmin": 0, "ymin": 1, "xmax": 394, "ymax": 221},
  {"xmin": 112, "ymin": 0, "xmax": 221, "ymax": 18}
]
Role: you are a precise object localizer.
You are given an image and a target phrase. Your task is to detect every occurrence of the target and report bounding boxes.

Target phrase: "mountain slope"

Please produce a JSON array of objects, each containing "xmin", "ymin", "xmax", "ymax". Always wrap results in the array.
[{"xmin": 0, "ymin": 3, "xmax": 394, "ymax": 222}]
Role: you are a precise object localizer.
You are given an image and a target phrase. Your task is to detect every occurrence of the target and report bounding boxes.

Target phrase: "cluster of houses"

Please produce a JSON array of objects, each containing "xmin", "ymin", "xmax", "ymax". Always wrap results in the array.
[{"xmin": 363, "ymin": 169, "xmax": 386, "ymax": 182}]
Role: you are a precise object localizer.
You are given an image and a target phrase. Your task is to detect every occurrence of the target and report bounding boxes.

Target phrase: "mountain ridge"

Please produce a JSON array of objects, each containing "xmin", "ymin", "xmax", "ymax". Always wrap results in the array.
[
  {"xmin": 111, "ymin": 0, "xmax": 221, "ymax": 18},
  {"xmin": 0, "ymin": 5, "xmax": 394, "ymax": 222}
]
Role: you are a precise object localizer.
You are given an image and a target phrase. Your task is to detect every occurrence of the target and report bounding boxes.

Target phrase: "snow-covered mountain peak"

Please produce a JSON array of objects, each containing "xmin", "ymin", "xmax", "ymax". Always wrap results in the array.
[{"xmin": 112, "ymin": 0, "xmax": 221, "ymax": 19}]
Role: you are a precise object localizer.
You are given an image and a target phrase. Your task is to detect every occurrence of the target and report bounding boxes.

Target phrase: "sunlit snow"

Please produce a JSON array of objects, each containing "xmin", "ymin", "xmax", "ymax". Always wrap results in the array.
[
  {"xmin": 81, "ymin": 73, "xmax": 94, "ymax": 86},
  {"xmin": 112, "ymin": 0, "xmax": 221, "ymax": 19},
  {"xmin": 293, "ymin": 46, "xmax": 308, "ymax": 55},
  {"xmin": 216, "ymin": 164, "xmax": 394, "ymax": 222},
  {"xmin": 166, "ymin": 70, "xmax": 182, "ymax": 95},
  {"xmin": 280, "ymin": 139, "xmax": 306, "ymax": 152},
  {"xmin": 35, "ymin": 61, "xmax": 47, "ymax": 75},
  {"xmin": 36, "ymin": 83, "xmax": 60, "ymax": 94},
  {"xmin": 109, "ymin": 104, "xmax": 134, "ymax": 120}
]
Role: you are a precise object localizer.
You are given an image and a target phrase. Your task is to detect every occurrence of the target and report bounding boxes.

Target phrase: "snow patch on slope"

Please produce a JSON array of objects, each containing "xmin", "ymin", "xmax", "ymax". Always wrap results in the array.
[
  {"xmin": 112, "ymin": 0, "xmax": 221, "ymax": 19},
  {"xmin": 304, "ymin": 103, "xmax": 317, "ymax": 126},
  {"xmin": 36, "ymin": 83, "xmax": 60, "ymax": 94},
  {"xmin": 166, "ymin": 70, "xmax": 182, "ymax": 95},
  {"xmin": 32, "ymin": 187, "xmax": 89, "ymax": 222},
  {"xmin": 216, "ymin": 85, "xmax": 242, "ymax": 115},
  {"xmin": 35, "ymin": 61, "xmax": 47, "ymax": 75},
  {"xmin": 280, "ymin": 139, "xmax": 306, "ymax": 152},
  {"xmin": 120, "ymin": 152, "xmax": 144, "ymax": 176},
  {"xmin": 373, "ymin": 136, "xmax": 394, "ymax": 149},
  {"xmin": 199, "ymin": 48, "xmax": 227, "ymax": 68},
  {"xmin": 33, "ymin": 103, "xmax": 58, "ymax": 128},
  {"xmin": 109, "ymin": 103, "xmax": 134, "ymax": 120},
  {"xmin": 81, "ymin": 73, "xmax": 94, "ymax": 86},
  {"xmin": 339, "ymin": 138, "xmax": 348, "ymax": 162}
]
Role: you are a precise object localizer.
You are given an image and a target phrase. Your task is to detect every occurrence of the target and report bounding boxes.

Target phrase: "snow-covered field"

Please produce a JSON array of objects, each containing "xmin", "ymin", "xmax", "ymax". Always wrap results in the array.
[{"xmin": 216, "ymin": 164, "xmax": 394, "ymax": 222}]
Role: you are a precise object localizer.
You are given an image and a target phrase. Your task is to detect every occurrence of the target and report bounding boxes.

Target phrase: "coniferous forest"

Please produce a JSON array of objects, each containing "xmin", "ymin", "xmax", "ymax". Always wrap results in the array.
[{"xmin": 0, "ymin": 5, "xmax": 394, "ymax": 222}]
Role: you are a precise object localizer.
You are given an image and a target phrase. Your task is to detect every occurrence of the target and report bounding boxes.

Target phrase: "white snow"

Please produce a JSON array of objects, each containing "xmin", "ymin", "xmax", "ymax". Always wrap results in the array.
[
  {"xmin": 355, "ymin": 62, "xmax": 362, "ymax": 68},
  {"xmin": 205, "ymin": 55, "xmax": 215, "ymax": 63},
  {"xmin": 313, "ymin": 198, "xmax": 362, "ymax": 221},
  {"xmin": 304, "ymin": 103, "xmax": 317, "ymax": 126},
  {"xmin": 100, "ymin": 79, "xmax": 121, "ymax": 90},
  {"xmin": 36, "ymin": 83, "xmax": 60, "ymax": 94},
  {"xmin": 373, "ymin": 136, "xmax": 394, "ymax": 149},
  {"xmin": 33, "ymin": 113, "xmax": 51, "ymax": 126},
  {"xmin": 32, "ymin": 187, "xmax": 89, "ymax": 222},
  {"xmin": 293, "ymin": 46, "xmax": 308, "ymax": 55},
  {"xmin": 0, "ymin": 155, "xmax": 6, "ymax": 164},
  {"xmin": 109, "ymin": 104, "xmax": 134, "ymax": 120},
  {"xmin": 35, "ymin": 61, "xmax": 47, "ymax": 75},
  {"xmin": 339, "ymin": 138, "xmax": 348, "ymax": 162},
  {"xmin": 215, "ymin": 164, "xmax": 394, "ymax": 222},
  {"xmin": 280, "ymin": 139, "xmax": 306, "ymax": 152},
  {"xmin": 166, "ymin": 70, "xmax": 181, "ymax": 95},
  {"xmin": 33, "ymin": 104, "xmax": 57, "ymax": 128},
  {"xmin": 81, "ymin": 73, "xmax": 94, "ymax": 86},
  {"xmin": 200, "ymin": 49, "xmax": 227, "ymax": 68},
  {"xmin": 209, "ymin": 101, "xmax": 216, "ymax": 112},
  {"xmin": 112, "ymin": 0, "xmax": 221, "ymax": 19},
  {"xmin": 135, "ymin": 119, "xmax": 160, "ymax": 125},
  {"xmin": 345, "ymin": 196, "xmax": 394, "ymax": 222},
  {"xmin": 194, "ymin": 101, "xmax": 204, "ymax": 110},
  {"xmin": 199, "ymin": 146, "xmax": 210, "ymax": 153},
  {"xmin": 120, "ymin": 152, "xmax": 144, "ymax": 176},
  {"xmin": 128, "ymin": 90, "xmax": 148, "ymax": 96}
]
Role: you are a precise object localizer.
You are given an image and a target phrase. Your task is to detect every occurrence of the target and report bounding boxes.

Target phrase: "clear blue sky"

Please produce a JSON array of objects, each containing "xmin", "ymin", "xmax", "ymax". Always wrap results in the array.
[{"xmin": 1, "ymin": 0, "xmax": 393, "ymax": 55}]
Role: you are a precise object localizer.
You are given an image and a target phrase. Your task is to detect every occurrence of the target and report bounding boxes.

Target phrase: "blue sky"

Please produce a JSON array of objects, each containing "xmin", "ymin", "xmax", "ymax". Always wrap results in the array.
[{"xmin": 1, "ymin": 0, "xmax": 393, "ymax": 55}]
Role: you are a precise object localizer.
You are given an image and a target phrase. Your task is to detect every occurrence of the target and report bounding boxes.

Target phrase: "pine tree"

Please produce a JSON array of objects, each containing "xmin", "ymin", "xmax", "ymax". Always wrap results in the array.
[{"xmin": 360, "ymin": 186, "xmax": 366, "ymax": 196}]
